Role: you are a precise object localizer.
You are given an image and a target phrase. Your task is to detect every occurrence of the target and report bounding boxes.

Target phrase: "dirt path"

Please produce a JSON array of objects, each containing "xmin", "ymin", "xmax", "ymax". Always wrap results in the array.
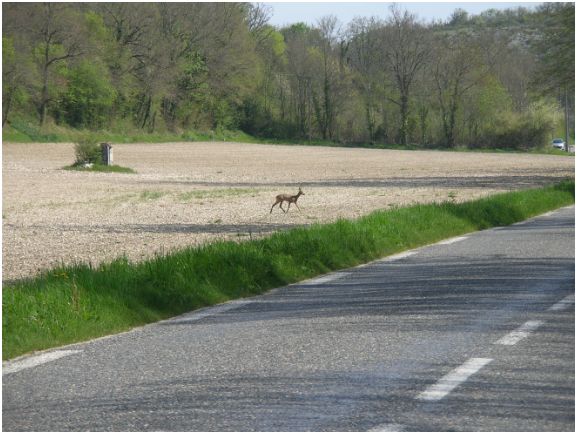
[{"xmin": 3, "ymin": 142, "xmax": 574, "ymax": 281}]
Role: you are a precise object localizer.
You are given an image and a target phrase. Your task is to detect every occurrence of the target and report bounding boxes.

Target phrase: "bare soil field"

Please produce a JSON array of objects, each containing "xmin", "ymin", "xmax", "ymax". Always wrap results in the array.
[{"xmin": 2, "ymin": 141, "xmax": 574, "ymax": 281}]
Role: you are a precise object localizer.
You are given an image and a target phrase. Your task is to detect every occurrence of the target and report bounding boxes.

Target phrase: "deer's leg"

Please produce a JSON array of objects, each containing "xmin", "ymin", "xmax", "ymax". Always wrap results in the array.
[
  {"xmin": 294, "ymin": 202, "xmax": 301, "ymax": 211},
  {"xmin": 287, "ymin": 202, "xmax": 292, "ymax": 212},
  {"xmin": 270, "ymin": 200, "xmax": 279, "ymax": 213}
]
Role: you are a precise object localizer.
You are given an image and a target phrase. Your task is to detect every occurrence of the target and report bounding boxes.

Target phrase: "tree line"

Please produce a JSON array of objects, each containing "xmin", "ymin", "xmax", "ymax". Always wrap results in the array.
[{"xmin": 2, "ymin": 2, "xmax": 574, "ymax": 149}]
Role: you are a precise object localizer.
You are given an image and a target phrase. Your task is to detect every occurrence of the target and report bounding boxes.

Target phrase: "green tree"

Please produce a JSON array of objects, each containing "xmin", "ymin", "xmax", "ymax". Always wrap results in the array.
[
  {"xmin": 4, "ymin": 3, "xmax": 85, "ymax": 125},
  {"xmin": 2, "ymin": 37, "xmax": 29, "ymax": 126},
  {"xmin": 59, "ymin": 60, "xmax": 116, "ymax": 128},
  {"xmin": 531, "ymin": 2, "xmax": 574, "ymax": 92}
]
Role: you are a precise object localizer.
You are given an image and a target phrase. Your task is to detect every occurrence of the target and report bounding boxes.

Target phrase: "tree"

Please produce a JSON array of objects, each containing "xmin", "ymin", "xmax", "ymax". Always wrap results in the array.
[
  {"xmin": 449, "ymin": 8, "xmax": 469, "ymax": 26},
  {"xmin": 4, "ymin": 3, "xmax": 85, "ymax": 125},
  {"xmin": 59, "ymin": 60, "xmax": 116, "ymax": 128},
  {"xmin": 530, "ymin": 2, "xmax": 574, "ymax": 149},
  {"xmin": 2, "ymin": 37, "xmax": 28, "ymax": 126},
  {"xmin": 432, "ymin": 32, "xmax": 486, "ymax": 147},
  {"xmin": 381, "ymin": 5, "xmax": 431, "ymax": 145},
  {"xmin": 346, "ymin": 16, "xmax": 383, "ymax": 142},
  {"xmin": 532, "ymin": 2, "xmax": 574, "ymax": 92},
  {"xmin": 282, "ymin": 23, "xmax": 316, "ymax": 138},
  {"xmin": 311, "ymin": 15, "xmax": 346, "ymax": 140}
]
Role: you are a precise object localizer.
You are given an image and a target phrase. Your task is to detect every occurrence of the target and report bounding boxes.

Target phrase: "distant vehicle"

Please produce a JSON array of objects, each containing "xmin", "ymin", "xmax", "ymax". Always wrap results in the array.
[{"xmin": 552, "ymin": 138, "xmax": 566, "ymax": 150}]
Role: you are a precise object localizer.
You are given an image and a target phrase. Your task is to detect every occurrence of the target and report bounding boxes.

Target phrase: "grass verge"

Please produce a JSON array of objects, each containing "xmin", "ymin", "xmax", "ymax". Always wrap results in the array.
[
  {"xmin": 63, "ymin": 164, "xmax": 136, "ymax": 174},
  {"xmin": 3, "ymin": 180, "xmax": 574, "ymax": 360},
  {"xmin": 3, "ymin": 118, "xmax": 574, "ymax": 156}
]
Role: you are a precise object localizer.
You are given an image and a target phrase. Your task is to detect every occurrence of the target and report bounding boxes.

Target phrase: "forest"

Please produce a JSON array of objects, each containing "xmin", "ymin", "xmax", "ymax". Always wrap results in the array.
[{"xmin": 2, "ymin": 2, "xmax": 574, "ymax": 149}]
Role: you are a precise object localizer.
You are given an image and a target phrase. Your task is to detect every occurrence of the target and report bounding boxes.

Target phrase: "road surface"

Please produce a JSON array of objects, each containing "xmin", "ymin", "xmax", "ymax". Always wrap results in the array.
[{"xmin": 3, "ymin": 206, "xmax": 574, "ymax": 431}]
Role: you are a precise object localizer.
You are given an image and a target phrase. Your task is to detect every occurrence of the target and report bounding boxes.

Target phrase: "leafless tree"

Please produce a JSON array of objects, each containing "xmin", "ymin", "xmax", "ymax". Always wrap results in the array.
[
  {"xmin": 381, "ymin": 5, "xmax": 431, "ymax": 145},
  {"xmin": 346, "ymin": 16, "xmax": 384, "ymax": 142},
  {"xmin": 432, "ymin": 32, "xmax": 487, "ymax": 147}
]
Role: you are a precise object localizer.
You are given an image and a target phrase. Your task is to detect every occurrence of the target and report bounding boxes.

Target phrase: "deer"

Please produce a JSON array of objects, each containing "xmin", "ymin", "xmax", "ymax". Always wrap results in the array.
[{"xmin": 270, "ymin": 187, "xmax": 305, "ymax": 213}]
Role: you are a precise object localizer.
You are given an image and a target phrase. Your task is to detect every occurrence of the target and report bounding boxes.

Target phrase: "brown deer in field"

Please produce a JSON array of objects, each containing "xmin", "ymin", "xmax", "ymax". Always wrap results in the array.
[{"xmin": 270, "ymin": 187, "xmax": 305, "ymax": 213}]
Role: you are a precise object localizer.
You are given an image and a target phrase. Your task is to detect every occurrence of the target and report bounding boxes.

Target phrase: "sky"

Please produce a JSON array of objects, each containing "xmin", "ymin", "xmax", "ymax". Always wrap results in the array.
[{"xmin": 262, "ymin": 1, "xmax": 542, "ymax": 27}]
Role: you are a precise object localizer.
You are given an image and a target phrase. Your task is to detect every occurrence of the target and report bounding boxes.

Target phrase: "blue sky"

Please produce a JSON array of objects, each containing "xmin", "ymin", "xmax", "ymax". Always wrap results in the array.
[{"xmin": 262, "ymin": 2, "xmax": 541, "ymax": 27}]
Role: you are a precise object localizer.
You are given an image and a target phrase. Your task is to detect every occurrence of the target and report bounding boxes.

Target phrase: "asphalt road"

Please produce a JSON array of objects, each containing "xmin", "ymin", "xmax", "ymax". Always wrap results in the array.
[{"xmin": 3, "ymin": 206, "xmax": 575, "ymax": 432}]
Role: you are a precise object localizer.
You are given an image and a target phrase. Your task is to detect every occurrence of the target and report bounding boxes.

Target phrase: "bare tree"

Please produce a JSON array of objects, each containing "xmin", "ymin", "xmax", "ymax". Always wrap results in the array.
[
  {"xmin": 432, "ymin": 32, "xmax": 486, "ymax": 147},
  {"xmin": 314, "ymin": 15, "xmax": 344, "ymax": 140},
  {"xmin": 381, "ymin": 5, "xmax": 430, "ymax": 145},
  {"xmin": 346, "ymin": 16, "xmax": 384, "ymax": 142},
  {"xmin": 244, "ymin": 3, "xmax": 274, "ymax": 52}
]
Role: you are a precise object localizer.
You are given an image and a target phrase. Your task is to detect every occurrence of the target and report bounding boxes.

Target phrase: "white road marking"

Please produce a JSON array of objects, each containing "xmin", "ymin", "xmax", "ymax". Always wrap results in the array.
[
  {"xmin": 436, "ymin": 236, "xmax": 468, "ymax": 245},
  {"xmin": 3, "ymin": 350, "xmax": 82, "ymax": 375},
  {"xmin": 494, "ymin": 320, "xmax": 544, "ymax": 345},
  {"xmin": 355, "ymin": 251, "xmax": 416, "ymax": 268},
  {"xmin": 382, "ymin": 251, "xmax": 416, "ymax": 262},
  {"xmin": 300, "ymin": 272, "xmax": 350, "ymax": 285},
  {"xmin": 547, "ymin": 294, "xmax": 575, "ymax": 311},
  {"xmin": 416, "ymin": 357, "xmax": 493, "ymax": 401},
  {"xmin": 161, "ymin": 299, "xmax": 252, "ymax": 325},
  {"xmin": 367, "ymin": 423, "xmax": 405, "ymax": 432}
]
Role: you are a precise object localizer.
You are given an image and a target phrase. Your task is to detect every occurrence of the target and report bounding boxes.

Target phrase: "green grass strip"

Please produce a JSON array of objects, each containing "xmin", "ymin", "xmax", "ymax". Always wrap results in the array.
[
  {"xmin": 63, "ymin": 164, "xmax": 136, "ymax": 174},
  {"xmin": 3, "ymin": 180, "xmax": 574, "ymax": 360}
]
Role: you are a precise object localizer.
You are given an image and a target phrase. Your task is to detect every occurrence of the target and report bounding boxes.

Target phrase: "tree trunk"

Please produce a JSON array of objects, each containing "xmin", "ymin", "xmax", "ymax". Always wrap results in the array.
[
  {"xmin": 39, "ymin": 65, "xmax": 49, "ymax": 126},
  {"xmin": 399, "ymin": 92, "xmax": 409, "ymax": 146},
  {"xmin": 3, "ymin": 88, "xmax": 14, "ymax": 127}
]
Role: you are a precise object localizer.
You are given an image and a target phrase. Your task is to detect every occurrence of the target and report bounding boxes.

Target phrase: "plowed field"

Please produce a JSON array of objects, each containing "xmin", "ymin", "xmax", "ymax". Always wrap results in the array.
[{"xmin": 3, "ymin": 142, "xmax": 574, "ymax": 281}]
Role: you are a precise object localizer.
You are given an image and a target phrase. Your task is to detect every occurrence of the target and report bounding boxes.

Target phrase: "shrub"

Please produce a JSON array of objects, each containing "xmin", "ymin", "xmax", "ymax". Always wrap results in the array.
[
  {"xmin": 488, "ymin": 101, "xmax": 560, "ymax": 150},
  {"xmin": 74, "ymin": 135, "xmax": 102, "ymax": 165}
]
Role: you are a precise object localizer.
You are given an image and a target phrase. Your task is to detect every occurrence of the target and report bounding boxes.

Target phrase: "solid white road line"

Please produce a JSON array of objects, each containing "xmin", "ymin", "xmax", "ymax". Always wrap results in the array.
[
  {"xmin": 547, "ymin": 294, "xmax": 575, "ymax": 311},
  {"xmin": 416, "ymin": 358, "xmax": 493, "ymax": 401},
  {"xmin": 436, "ymin": 236, "xmax": 469, "ymax": 245},
  {"xmin": 355, "ymin": 251, "xmax": 416, "ymax": 269},
  {"xmin": 3, "ymin": 350, "xmax": 82, "ymax": 375},
  {"xmin": 381, "ymin": 251, "xmax": 416, "ymax": 262},
  {"xmin": 300, "ymin": 271, "xmax": 350, "ymax": 285},
  {"xmin": 161, "ymin": 299, "xmax": 252, "ymax": 325},
  {"xmin": 494, "ymin": 320, "xmax": 544, "ymax": 346}
]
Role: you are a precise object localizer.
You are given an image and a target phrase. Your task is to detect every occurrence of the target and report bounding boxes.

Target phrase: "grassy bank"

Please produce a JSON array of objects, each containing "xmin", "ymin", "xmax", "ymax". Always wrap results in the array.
[
  {"xmin": 2, "ymin": 117, "xmax": 257, "ymax": 144},
  {"xmin": 3, "ymin": 180, "xmax": 575, "ymax": 360},
  {"xmin": 4, "ymin": 118, "xmax": 574, "ymax": 156}
]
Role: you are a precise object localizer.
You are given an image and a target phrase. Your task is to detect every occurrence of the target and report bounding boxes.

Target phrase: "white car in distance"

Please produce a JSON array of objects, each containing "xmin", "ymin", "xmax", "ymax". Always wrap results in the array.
[{"xmin": 551, "ymin": 138, "xmax": 566, "ymax": 150}]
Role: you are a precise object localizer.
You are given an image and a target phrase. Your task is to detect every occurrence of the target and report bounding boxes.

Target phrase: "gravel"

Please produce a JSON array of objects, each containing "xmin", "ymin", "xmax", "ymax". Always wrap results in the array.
[{"xmin": 2, "ymin": 141, "xmax": 574, "ymax": 281}]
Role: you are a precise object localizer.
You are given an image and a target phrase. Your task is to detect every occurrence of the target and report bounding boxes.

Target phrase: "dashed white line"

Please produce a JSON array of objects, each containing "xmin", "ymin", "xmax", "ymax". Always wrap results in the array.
[
  {"xmin": 416, "ymin": 357, "xmax": 493, "ymax": 401},
  {"xmin": 3, "ymin": 350, "xmax": 82, "ymax": 375},
  {"xmin": 547, "ymin": 294, "xmax": 574, "ymax": 311},
  {"xmin": 494, "ymin": 320, "xmax": 544, "ymax": 346}
]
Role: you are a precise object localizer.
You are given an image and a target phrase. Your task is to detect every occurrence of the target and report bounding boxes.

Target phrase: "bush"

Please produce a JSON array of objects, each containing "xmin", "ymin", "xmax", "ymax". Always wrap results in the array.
[
  {"xmin": 488, "ymin": 101, "xmax": 560, "ymax": 150},
  {"xmin": 74, "ymin": 135, "xmax": 102, "ymax": 165}
]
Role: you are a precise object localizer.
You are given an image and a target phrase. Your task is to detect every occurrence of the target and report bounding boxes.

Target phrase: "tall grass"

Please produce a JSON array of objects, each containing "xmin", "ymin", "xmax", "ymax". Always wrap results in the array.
[{"xmin": 3, "ymin": 180, "xmax": 574, "ymax": 359}]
